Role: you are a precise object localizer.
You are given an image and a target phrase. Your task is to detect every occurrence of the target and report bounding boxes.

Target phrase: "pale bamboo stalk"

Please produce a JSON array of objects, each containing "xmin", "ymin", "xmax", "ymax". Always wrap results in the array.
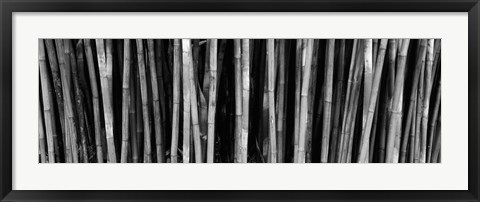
[
  {"xmin": 182, "ymin": 39, "xmax": 203, "ymax": 163},
  {"xmin": 297, "ymin": 39, "xmax": 314, "ymax": 163},
  {"xmin": 146, "ymin": 39, "xmax": 166, "ymax": 163},
  {"xmin": 240, "ymin": 39, "xmax": 250, "ymax": 163},
  {"xmin": 336, "ymin": 39, "xmax": 358, "ymax": 162},
  {"xmin": 39, "ymin": 39, "xmax": 56, "ymax": 163},
  {"xmin": 420, "ymin": 39, "xmax": 435, "ymax": 163},
  {"xmin": 56, "ymin": 39, "xmax": 79, "ymax": 163},
  {"xmin": 39, "ymin": 101, "xmax": 47, "ymax": 163},
  {"xmin": 66, "ymin": 39, "xmax": 89, "ymax": 163},
  {"xmin": 399, "ymin": 39, "xmax": 427, "ymax": 163},
  {"xmin": 207, "ymin": 39, "xmax": 218, "ymax": 163},
  {"xmin": 135, "ymin": 39, "xmax": 152, "ymax": 163},
  {"xmin": 171, "ymin": 39, "xmax": 181, "ymax": 163},
  {"xmin": 120, "ymin": 39, "xmax": 131, "ymax": 163},
  {"xmin": 276, "ymin": 39, "xmax": 286, "ymax": 162},
  {"xmin": 363, "ymin": 39, "xmax": 373, "ymax": 129},
  {"xmin": 293, "ymin": 39, "xmax": 303, "ymax": 162},
  {"xmin": 83, "ymin": 39, "xmax": 104, "ymax": 163},
  {"xmin": 357, "ymin": 39, "xmax": 388, "ymax": 163},
  {"xmin": 320, "ymin": 39, "xmax": 335, "ymax": 163},
  {"xmin": 97, "ymin": 39, "xmax": 117, "ymax": 163},
  {"xmin": 385, "ymin": 39, "xmax": 410, "ymax": 163},
  {"xmin": 266, "ymin": 39, "xmax": 277, "ymax": 163},
  {"xmin": 181, "ymin": 40, "xmax": 192, "ymax": 163},
  {"xmin": 427, "ymin": 81, "xmax": 441, "ymax": 163},
  {"xmin": 234, "ymin": 39, "xmax": 243, "ymax": 162},
  {"xmin": 330, "ymin": 39, "xmax": 346, "ymax": 162}
]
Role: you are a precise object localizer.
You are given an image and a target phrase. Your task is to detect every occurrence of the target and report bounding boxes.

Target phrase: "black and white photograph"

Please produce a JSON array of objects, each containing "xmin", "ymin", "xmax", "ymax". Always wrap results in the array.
[{"xmin": 38, "ymin": 38, "xmax": 441, "ymax": 163}]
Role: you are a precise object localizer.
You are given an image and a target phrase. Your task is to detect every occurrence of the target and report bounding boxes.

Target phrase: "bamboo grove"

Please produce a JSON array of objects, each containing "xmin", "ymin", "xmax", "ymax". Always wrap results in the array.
[{"xmin": 38, "ymin": 39, "xmax": 441, "ymax": 163}]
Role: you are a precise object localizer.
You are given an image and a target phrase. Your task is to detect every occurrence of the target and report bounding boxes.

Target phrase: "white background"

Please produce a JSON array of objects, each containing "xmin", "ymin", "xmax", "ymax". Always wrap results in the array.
[{"xmin": 13, "ymin": 12, "xmax": 468, "ymax": 190}]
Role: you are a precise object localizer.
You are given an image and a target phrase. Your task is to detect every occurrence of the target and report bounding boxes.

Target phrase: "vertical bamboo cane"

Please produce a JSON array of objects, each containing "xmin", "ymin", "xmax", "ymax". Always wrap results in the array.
[
  {"xmin": 120, "ymin": 39, "xmax": 131, "ymax": 163},
  {"xmin": 293, "ymin": 39, "xmax": 303, "ymax": 162},
  {"xmin": 207, "ymin": 39, "xmax": 218, "ymax": 163},
  {"xmin": 83, "ymin": 39, "xmax": 104, "ymax": 163},
  {"xmin": 420, "ymin": 39, "xmax": 435, "ymax": 163},
  {"xmin": 385, "ymin": 39, "xmax": 410, "ymax": 163},
  {"xmin": 39, "ymin": 39, "xmax": 56, "ymax": 163},
  {"xmin": 56, "ymin": 39, "xmax": 79, "ymax": 163},
  {"xmin": 336, "ymin": 39, "xmax": 358, "ymax": 162},
  {"xmin": 147, "ymin": 39, "xmax": 166, "ymax": 163},
  {"xmin": 171, "ymin": 39, "xmax": 181, "ymax": 163},
  {"xmin": 399, "ymin": 39, "xmax": 427, "ymax": 163},
  {"xmin": 266, "ymin": 39, "xmax": 277, "ymax": 163},
  {"xmin": 297, "ymin": 39, "xmax": 314, "ymax": 163},
  {"xmin": 276, "ymin": 40, "xmax": 286, "ymax": 162},
  {"xmin": 320, "ymin": 39, "xmax": 335, "ymax": 163},
  {"xmin": 329, "ymin": 39, "xmax": 346, "ymax": 162},
  {"xmin": 39, "ymin": 101, "xmax": 47, "ymax": 163},
  {"xmin": 135, "ymin": 39, "xmax": 152, "ymax": 163},
  {"xmin": 363, "ymin": 39, "xmax": 373, "ymax": 129},
  {"xmin": 181, "ymin": 40, "xmax": 192, "ymax": 164},
  {"xmin": 95, "ymin": 39, "xmax": 117, "ymax": 163},
  {"xmin": 182, "ymin": 39, "xmax": 203, "ymax": 163},
  {"xmin": 241, "ymin": 39, "xmax": 250, "ymax": 163},
  {"xmin": 357, "ymin": 39, "xmax": 388, "ymax": 163},
  {"xmin": 234, "ymin": 39, "xmax": 243, "ymax": 162},
  {"xmin": 427, "ymin": 81, "xmax": 441, "ymax": 163}
]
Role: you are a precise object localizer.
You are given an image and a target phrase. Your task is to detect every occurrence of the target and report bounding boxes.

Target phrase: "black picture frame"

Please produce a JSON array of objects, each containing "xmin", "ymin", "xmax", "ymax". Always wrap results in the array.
[{"xmin": 1, "ymin": 0, "xmax": 479, "ymax": 201}]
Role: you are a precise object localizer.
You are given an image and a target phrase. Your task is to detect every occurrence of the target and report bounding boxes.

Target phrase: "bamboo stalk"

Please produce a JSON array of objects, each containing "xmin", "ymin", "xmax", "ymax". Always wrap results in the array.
[
  {"xmin": 66, "ymin": 39, "xmax": 89, "ymax": 163},
  {"xmin": 357, "ymin": 39, "xmax": 387, "ymax": 163},
  {"xmin": 135, "ymin": 39, "xmax": 152, "ymax": 163},
  {"xmin": 293, "ymin": 39, "xmax": 303, "ymax": 163},
  {"xmin": 297, "ymin": 39, "xmax": 314, "ymax": 163},
  {"xmin": 181, "ymin": 40, "xmax": 192, "ymax": 164},
  {"xmin": 39, "ymin": 39, "xmax": 56, "ymax": 163},
  {"xmin": 120, "ymin": 39, "xmax": 132, "ymax": 163},
  {"xmin": 329, "ymin": 39, "xmax": 346, "ymax": 162},
  {"xmin": 385, "ymin": 39, "xmax": 410, "ymax": 163},
  {"xmin": 420, "ymin": 39, "xmax": 435, "ymax": 163},
  {"xmin": 320, "ymin": 39, "xmax": 335, "ymax": 163},
  {"xmin": 39, "ymin": 101, "xmax": 47, "ymax": 163},
  {"xmin": 83, "ymin": 39, "xmax": 104, "ymax": 163},
  {"xmin": 266, "ymin": 39, "xmax": 277, "ymax": 163},
  {"xmin": 276, "ymin": 40, "xmax": 286, "ymax": 162},
  {"xmin": 56, "ymin": 39, "xmax": 79, "ymax": 163},
  {"xmin": 427, "ymin": 81, "xmax": 441, "ymax": 163},
  {"xmin": 171, "ymin": 39, "xmax": 181, "ymax": 163},
  {"xmin": 399, "ymin": 39, "xmax": 427, "ymax": 163},
  {"xmin": 129, "ymin": 56, "xmax": 139, "ymax": 163},
  {"xmin": 414, "ymin": 62, "xmax": 425, "ymax": 163},
  {"xmin": 44, "ymin": 40, "xmax": 65, "ymax": 157},
  {"xmin": 363, "ymin": 39, "xmax": 373, "ymax": 129},
  {"xmin": 305, "ymin": 40, "xmax": 319, "ymax": 163},
  {"xmin": 147, "ymin": 39, "xmax": 166, "ymax": 163},
  {"xmin": 182, "ymin": 39, "xmax": 203, "ymax": 163},
  {"xmin": 336, "ymin": 39, "xmax": 358, "ymax": 162},
  {"xmin": 240, "ymin": 39, "xmax": 250, "ymax": 163},
  {"xmin": 339, "ymin": 40, "xmax": 362, "ymax": 163},
  {"xmin": 97, "ymin": 39, "xmax": 117, "ymax": 163},
  {"xmin": 234, "ymin": 39, "xmax": 243, "ymax": 162},
  {"xmin": 207, "ymin": 39, "xmax": 218, "ymax": 163},
  {"xmin": 431, "ymin": 117, "xmax": 441, "ymax": 163}
]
